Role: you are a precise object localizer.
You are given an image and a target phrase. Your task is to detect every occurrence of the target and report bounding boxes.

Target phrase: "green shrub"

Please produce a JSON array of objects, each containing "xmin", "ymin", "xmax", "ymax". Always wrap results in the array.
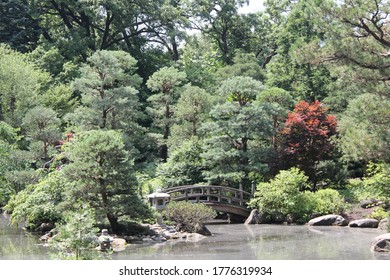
[
  {"xmin": 50, "ymin": 208, "xmax": 103, "ymax": 260},
  {"xmin": 4, "ymin": 171, "xmax": 65, "ymax": 229},
  {"xmin": 338, "ymin": 178, "xmax": 366, "ymax": 204},
  {"xmin": 249, "ymin": 168, "xmax": 346, "ymax": 223},
  {"xmin": 362, "ymin": 162, "xmax": 390, "ymax": 202},
  {"xmin": 248, "ymin": 168, "xmax": 310, "ymax": 221},
  {"xmin": 310, "ymin": 189, "xmax": 345, "ymax": 215},
  {"xmin": 369, "ymin": 207, "xmax": 389, "ymax": 221},
  {"xmin": 164, "ymin": 201, "xmax": 217, "ymax": 232},
  {"xmin": 340, "ymin": 163, "xmax": 390, "ymax": 205}
]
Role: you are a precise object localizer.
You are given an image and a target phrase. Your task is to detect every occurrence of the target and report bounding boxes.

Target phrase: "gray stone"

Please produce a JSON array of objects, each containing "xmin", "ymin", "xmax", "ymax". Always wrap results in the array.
[
  {"xmin": 244, "ymin": 209, "xmax": 262, "ymax": 225},
  {"xmin": 162, "ymin": 231, "xmax": 172, "ymax": 240},
  {"xmin": 371, "ymin": 233, "xmax": 390, "ymax": 253},
  {"xmin": 378, "ymin": 218, "xmax": 389, "ymax": 230},
  {"xmin": 151, "ymin": 235, "xmax": 167, "ymax": 242},
  {"xmin": 112, "ymin": 238, "xmax": 126, "ymax": 246},
  {"xmin": 285, "ymin": 214, "xmax": 296, "ymax": 224},
  {"xmin": 142, "ymin": 237, "xmax": 153, "ymax": 242},
  {"xmin": 39, "ymin": 223, "xmax": 54, "ymax": 233},
  {"xmin": 307, "ymin": 214, "xmax": 348, "ymax": 226},
  {"xmin": 360, "ymin": 199, "xmax": 379, "ymax": 209},
  {"xmin": 197, "ymin": 224, "xmax": 212, "ymax": 236},
  {"xmin": 166, "ymin": 226, "xmax": 177, "ymax": 233},
  {"xmin": 124, "ymin": 236, "xmax": 142, "ymax": 243},
  {"xmin": 39, "ymin": 233, "xmax": 51, "ymax": 242},
  {"xmin": 162, "ymin": 231, "xmax": 187, "ymax": 239},
  {"xmin": 186, "ymin": 233, "xmax": 207, "ymax": 242},
  {"xmin": 112, "ymin": 238, "xmax": 127, "ymax": 252},
  {"xmin": 349, "ymin": 218, "xmax": 379, "ymax": 228},
  {"xmin": 171, "ymin": 233, "xmax": 181, "ymax": 239}
]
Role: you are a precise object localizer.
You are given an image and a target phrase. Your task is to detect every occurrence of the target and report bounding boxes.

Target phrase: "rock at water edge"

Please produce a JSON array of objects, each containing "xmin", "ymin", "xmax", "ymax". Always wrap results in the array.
[
  {"xmin": 244, "ymin": 209, "xmax": 262, "ymax": 225},
  {"xmin": 349, "ymin": 219, "xmax": 379, "ymax": 228},
  {"xmin": 378, "ymin": 218, "xmax": 389, "ymax": 230},
  {"xmin": 371, "ymin": 233, "xmax": 390, "ymax": 253},
  {"xmin": 307, "ymin": 214, "xmax": 348, "ymax": 226},
  {"xmin": 197, "ymin": 224, "xmax": 212, "ymax": 236}
]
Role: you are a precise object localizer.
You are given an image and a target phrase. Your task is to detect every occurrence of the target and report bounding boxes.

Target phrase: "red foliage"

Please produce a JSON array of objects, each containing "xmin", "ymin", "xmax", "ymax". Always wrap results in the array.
[{"xmin": 279, "ymin": 100, "xmax": 337, "ymax": 183}]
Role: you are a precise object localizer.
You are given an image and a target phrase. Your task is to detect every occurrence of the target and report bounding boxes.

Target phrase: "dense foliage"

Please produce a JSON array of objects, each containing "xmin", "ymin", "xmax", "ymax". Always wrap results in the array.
[
  {"xmin": 249, "ymin": 168, "xmax": 346, "ymax": 223},
  {"xmin": 1, "ymin": 0, "xmax": 389, "ymax": 242}
]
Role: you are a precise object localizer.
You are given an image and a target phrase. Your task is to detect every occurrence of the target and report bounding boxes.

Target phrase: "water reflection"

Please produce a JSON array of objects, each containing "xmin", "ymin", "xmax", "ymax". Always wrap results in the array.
[
  {"xmin": 0, "ymin": 214, "xmax": 51, "ymax": 259},
  {"xmin": 1, "ymin": 214, "xmax": 389, "ymax": 260},
  {"xmin": 113, "ymin": 224, "xmax": 390, "ymax": 260}
]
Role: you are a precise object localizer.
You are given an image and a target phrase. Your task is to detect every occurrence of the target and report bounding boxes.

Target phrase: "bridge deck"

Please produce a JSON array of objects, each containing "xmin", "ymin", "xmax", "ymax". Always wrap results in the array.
[{"xmin": 163, "ymin": 185, "xmax": 252, "ymax": 218}]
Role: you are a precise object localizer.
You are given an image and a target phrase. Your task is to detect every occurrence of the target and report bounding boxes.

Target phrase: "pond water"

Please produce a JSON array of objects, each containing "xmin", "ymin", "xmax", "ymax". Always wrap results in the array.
[
  {"xmin": 1, "ymin": 215, "xmax": 389, "ymax": 260},
  {"xmin": 114, "ymin": 223, "xmax": 390, "ymax": 260},
  {"xmin": 0, "ymin": 214, "xmax": 51, "ymax": 259}
]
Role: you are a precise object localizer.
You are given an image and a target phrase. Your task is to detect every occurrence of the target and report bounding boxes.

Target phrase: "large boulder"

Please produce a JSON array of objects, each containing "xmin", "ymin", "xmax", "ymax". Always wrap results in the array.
[
  {"xmin": 378, "ymin": 218, "xmax": 389, "ymax": 230},
  {"xmin": 244, "ymin": 209, "xmax": 262, "ymax": 225},
  {"xmin": 371, "ymin": 233, "xmax": 390, "ymax": 253},
  {"xmin": 360, "ymin": 199, "xmax": 379, "ymax": 209},
  {"xmin": 197, "ymin": 224, "xmax": 212, "ymax": 236},
  {"xmin": 349, "ymin": 218, "xmax": 379, "ymax": 228},
  {"xmin": 307, "ymin": 214, "xmax": 348, "ymax": 226},
  {"xmin": 112, "ymin": 238, "xmax": 127, "ymax": 252},
  {"xmin": 39, "ymin": 223, "xmax": 54, "ymax": 233}
]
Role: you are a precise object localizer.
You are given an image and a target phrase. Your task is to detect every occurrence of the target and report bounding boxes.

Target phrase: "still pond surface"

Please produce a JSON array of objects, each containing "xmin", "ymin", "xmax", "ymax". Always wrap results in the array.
[{"xmin": 1, "ymin": 214, "xmax": 389, "ymax": 260}]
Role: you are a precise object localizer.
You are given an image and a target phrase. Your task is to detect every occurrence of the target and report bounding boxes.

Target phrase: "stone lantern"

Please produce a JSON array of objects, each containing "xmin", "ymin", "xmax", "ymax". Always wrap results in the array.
[{"xmin": 147, "ymin": 191, "xmax": 170, "ymax": 211}]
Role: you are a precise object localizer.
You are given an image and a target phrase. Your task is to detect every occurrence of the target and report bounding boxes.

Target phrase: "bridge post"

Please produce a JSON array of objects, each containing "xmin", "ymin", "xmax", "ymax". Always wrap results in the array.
[{"xmin": 239, "ymin": 181, "xmax": 244, "ymax": 206}]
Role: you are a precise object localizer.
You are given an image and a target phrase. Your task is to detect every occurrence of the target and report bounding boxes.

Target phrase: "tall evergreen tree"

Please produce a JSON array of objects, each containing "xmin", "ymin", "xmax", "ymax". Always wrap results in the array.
[
  {"xmin": 146, "ymin": 66, "xmax": 187, "ymax": 162},
  {"xmin": 66, "ymin": 50, "xmax": 149, "ymax": 160},
  {"xmin": 169, "ymin": 85, "xmax": 213, "ymax": 146},
  {"xmin": 22, "ymin": 106, "xmax": 61, "ymax": 162},
  {"xmin": 201, "ymin": 76, "xmax": 272, "ymax": 188},
  {"xmin": 338, "ymin": 94, "xmax": 390, "ymax": 163},
  {"xmin": 61, "ymin": 130, "xmax": 151, "ymax": 233},
  {"xmin": 0, "ymin": 0, "xmax": 43, "ymax": 52}
]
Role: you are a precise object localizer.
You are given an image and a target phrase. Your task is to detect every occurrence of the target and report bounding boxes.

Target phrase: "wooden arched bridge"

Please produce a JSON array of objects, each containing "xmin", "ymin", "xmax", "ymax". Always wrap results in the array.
[{"xmin": 163, "ymin": 185, "xmax": 253, "ymax": 218}]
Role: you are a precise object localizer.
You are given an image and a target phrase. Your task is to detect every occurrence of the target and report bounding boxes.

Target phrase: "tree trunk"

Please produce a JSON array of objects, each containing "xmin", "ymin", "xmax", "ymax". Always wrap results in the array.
[
  {"xmin": 241, "ymin": 137, "xmax": 249, "ymax": 165},
  {"xmin": 171, "ymin": 39, "xmax": 179, "ymax": 62},
  {"xmin": 100, "ymin": 188, "xmax": 121, "ymax": 233},
  {"xmin": 106, "ymin": 213, "xmax": 121, "ymax": 233},
  {"xmin": 161, "ymin": 104, "xmax": 171, "ymax": 162},
  {"xmin": 101, "ymin": 108, "xmax": 107, "ymax": 129}
]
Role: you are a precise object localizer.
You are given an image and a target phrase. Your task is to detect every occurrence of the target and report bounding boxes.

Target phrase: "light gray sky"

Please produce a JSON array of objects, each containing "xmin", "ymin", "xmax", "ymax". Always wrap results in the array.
[{"xmin": 239, "ymin": 0, "xmax": 265, "ymax": 14}]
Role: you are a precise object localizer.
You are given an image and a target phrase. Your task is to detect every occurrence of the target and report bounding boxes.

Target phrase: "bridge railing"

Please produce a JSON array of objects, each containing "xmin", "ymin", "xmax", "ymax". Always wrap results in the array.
[{"xmin": 163, "ymin": 185, "xmax": 252, "ymax": 209}]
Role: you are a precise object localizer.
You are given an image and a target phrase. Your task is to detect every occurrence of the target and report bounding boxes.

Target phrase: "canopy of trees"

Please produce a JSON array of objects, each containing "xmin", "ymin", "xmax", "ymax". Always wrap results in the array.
[{"xmin": 1, "ymin": 0, "xmax": 389, "ymax": 235}]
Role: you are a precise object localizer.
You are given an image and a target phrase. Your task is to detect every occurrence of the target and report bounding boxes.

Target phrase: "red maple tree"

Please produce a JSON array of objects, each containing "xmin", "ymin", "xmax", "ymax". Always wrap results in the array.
[{"xmin": 279, "ymin": 100, "xmax": 337, "ymax": 189}]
